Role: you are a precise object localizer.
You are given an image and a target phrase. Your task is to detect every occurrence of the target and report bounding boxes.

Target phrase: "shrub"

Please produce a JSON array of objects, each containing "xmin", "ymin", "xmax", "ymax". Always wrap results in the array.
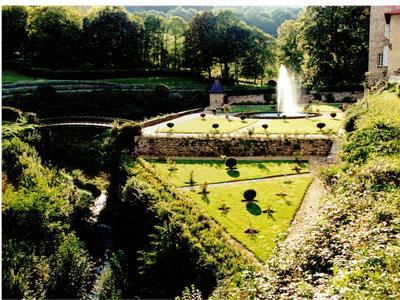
[
  {"xmin": 200, "ymin": 113, "xmax": 206, "ymax": 119},
  {"xmin": 342, "ymin": 96, "xmax": 355, "ymax": 103},
  {"xmin": 313, "ymin": 93, "xmax": 322, "ymax": 100},
  {"xmin": 325, "ymin": 93, "xmax": 335, "ymax": 103},
  {"xmin": 225, "ymin": 157, "xmax": 237, "ymax": 170},
  {"xmin": 2, "ymin": 106, "xmax": 22, "ymax": 122},
  {"xmin": 240, "ymin": 115, "xmax": 246, "ymax": 122},
  {"xmin": 344, "ymin": 116, "xmax": 357, "ymax": 132},
  {"xmin": 317, "ymin": 122, "xmax": 326, "ymax": 131},
  {"xmin": 167, "ymin": 122, "xmax": 174, "ymax": 130},
  {"xmin": 212, "ymin": 123, "xmax": 219, "ymax": 131},
  {"xmin": 267, "ymin": 80, "xmax": 277, "ymax": 86},
  {"xmin": 262, "ymin": 124, "xmax": 268, "ymax": 131},
  {"xmin": 281, "ymin": 115, "xmax": 287, "ymax": 122},
  {"xmin": 243, "ymin": 189, "xmax": 256, "ymax": 201},
  {"xmin": 330, "ymin": 112, "xmax": 337, "ymax": 119}
]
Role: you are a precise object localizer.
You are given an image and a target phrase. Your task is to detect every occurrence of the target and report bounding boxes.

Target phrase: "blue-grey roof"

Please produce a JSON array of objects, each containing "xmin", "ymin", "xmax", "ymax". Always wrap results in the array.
[{"xmin": 209, "ymin": 79, "xmax": 224, "ymax": 94}]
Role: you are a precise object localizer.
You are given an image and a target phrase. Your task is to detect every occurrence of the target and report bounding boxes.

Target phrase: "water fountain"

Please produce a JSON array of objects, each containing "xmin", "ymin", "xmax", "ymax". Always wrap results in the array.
[
  {"xmin": 249, "ymin": 65, "xmax": 315, "ymax": 119},
  {"xmin": 277, "ymin": 64, "xmax": 300, "ymax": 116}
]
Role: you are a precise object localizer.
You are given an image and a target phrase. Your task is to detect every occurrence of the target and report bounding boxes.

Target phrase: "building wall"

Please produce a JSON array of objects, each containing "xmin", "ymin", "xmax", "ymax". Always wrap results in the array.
[
  {"xmin": 368, "ymin": 6, "xmax": 391, "ymax": 78},
  {"xmin": 209, "ymin": 94, "xmax": 225, "ymax": 106},
  {"xmin": 388, "ymin": 14, "xmax": 400, "ymax": 76}
]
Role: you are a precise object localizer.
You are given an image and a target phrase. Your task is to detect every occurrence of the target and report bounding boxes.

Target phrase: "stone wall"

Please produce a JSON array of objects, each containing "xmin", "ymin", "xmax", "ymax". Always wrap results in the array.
[
  {"xmin": 137, "ymin": 136, "xmax": 333, "ymax": 157},
  {"xmin": 228, "ymin": 94, "xmax": 265, "ymax": 104}
]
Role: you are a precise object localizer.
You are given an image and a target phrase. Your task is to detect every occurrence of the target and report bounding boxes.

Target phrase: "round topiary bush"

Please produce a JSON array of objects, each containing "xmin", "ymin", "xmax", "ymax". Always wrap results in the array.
[
  {"xmin": 244, "ymin": 189, "xmax": 257, "ymax": 202},
  {"xmin": 225, "ymin": 157, "xmax": 237, "ymax": 170},
  {"xmin": 167, "ymin": 122, "xmax": 174, "ymax": 130},
  {"xmin": 262, "ymin": 124, "xmax": 268, "ymax": 130},
  {"xmin": 240, "ymin": 115, "xmax": 246, "ymax": 121},
  {"xmin": 212, "ymin": 123, "xmax": 219, "ymax": 130},
  {"xmin": 317, "ymin": 122, "xmax": 326, "ymax": 130},
  {"xmin": 281, "ymin": 115, "xmax": 287, "ymax": 121},
  {"xmin": 200, "ymin": 113, "xmax": 206, "ymax": 119},
  {"xmin": 330, "ymin": 112, "xmax": 337, "ymax": 119}
]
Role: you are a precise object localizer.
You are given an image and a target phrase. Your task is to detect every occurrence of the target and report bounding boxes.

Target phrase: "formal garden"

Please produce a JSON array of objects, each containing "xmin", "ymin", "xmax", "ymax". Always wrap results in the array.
[{"xmin": 2, "ymin": 4, "xmax": 400, "ymax": 300}]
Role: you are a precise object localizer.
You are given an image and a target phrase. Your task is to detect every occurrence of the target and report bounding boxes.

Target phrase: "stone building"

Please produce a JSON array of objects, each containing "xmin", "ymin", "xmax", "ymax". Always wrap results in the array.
[
  {"xmin": 368, "ymin": 6, "xmax": 400, "ymax": 80},
  {"xmin": 209, "ymin": 79, "xmax": 225, "ymax": 106}
]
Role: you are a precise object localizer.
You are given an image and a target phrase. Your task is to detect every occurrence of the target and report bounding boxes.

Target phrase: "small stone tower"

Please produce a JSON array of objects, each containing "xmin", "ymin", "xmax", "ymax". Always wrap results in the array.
[{"xmin": 209, "ymin": 79, "xmax": 225, "ymax": 107}]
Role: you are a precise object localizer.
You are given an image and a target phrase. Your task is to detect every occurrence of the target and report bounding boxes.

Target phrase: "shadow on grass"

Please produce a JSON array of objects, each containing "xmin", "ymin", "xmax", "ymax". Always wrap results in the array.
[
  {"xmin": 246, "ymin": 203, "xmax": 262, "ymax": 216},
  {"xmin": 227, "ymin": 169, "xmax": 240, "ymax": 178}
]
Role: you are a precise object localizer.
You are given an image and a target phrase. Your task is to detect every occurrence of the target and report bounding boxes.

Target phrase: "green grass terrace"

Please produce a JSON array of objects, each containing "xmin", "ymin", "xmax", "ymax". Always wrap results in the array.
[
  {"xmin": 148, "ymin": 159, "xmax": 309, "ymax": 187},
  {"xmin": 187, "ymin": 176, "xmax": 313, "ymax": 261}
]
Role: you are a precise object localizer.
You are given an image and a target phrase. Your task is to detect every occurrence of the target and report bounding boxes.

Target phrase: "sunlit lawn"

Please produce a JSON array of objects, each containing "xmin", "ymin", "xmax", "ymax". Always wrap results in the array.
[
  {"xmin": 90, "ymin": 76, "xmax": 208, "ymax": 90},
  {"xmin": 149, "ymin": 159, "xmax": 309, "ymax": 187},
  {"xmin": 2, "ymin": 70, "xmax": 40, "ymax": 83},
  {"xmin": 186, "ymin": 176, "xmax": 313, "ymax": 261},
  {"xmin": 157, "ymin": 115, "xmax": 257, "ymax": 134},
  {"xmin": 229, "ymin": 103, "xmax": 341, "ymax": 114},
  {"xmin": 252, "ymin": 115, "xmax": 343, "ymax": 134}
]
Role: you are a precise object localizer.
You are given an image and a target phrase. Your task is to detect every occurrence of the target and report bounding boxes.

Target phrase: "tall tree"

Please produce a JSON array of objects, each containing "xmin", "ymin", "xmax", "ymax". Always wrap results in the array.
[
  {"xmin": 299, "ymin": 6, "xmax": 369, "ymax": 86},
  {"xmin": 2, "ymin": 6, "xmax": 29, "ymax": 58},
  {"xmin": 83, "ymin": 6, "xmax": 142, "ymax": 67},
  {"xmin": 184, "ymin": 11, "xmax": 217, "ymax": 78},
  {"xmin": 142, "ymin": 14, "xmax": 167, "ymax": 67},
  {"xmin": 214, "ymin": 11, "xmax": 252, "ymax": 81},
  {"xmin": 27, "ymin": 6, "xmax": 82, "ymax": 66},
  {"xmin": 276, "ymin": 19, "xmax": 303, "ymax": 74},
  {"xmin": 167, "ymin": 16, "xmax": 187, "ymax": 69},
  {"xmin": 241, "ymin": 27, "xmax": 276, "ymax": 83}
]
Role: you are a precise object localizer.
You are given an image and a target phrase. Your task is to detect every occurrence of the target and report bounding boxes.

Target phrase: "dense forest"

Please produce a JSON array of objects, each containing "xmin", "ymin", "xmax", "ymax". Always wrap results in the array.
[{"xmin": 3, "ymin": 5, "xmax": 369, "ymax": 86}]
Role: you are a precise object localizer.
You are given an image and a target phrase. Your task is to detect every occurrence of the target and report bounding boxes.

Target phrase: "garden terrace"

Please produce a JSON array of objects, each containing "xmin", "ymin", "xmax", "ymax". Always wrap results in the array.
[
  {"xmin": 148, "ymin": 159, "xmax": 310, "ymax": 187},
  {"xmin": 186, "ymin": 175, "xmax": 313, "ymax": 261}
]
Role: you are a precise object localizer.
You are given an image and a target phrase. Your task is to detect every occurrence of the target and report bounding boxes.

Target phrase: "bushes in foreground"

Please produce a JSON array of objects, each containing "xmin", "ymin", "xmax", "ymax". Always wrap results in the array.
[
  {"xmin": 97, "ymin": 158, "xmax": 255, "ymax": 298},
  {"xmin": 2, "ymin": 135, "xmax": 95, "ymax": 299},
  {"xmin": 213, "ymin": 88, "xmax": 400, "ymax": 298}
]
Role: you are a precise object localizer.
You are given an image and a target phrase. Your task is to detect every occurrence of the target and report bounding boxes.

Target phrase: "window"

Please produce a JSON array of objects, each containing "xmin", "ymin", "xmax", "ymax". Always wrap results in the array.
[
  {"xmin": 378, "ymin": 53, "xmax": 384, "ymax": 66},
  {"xmin": 384, "ymin": 23, "xmax": 390, "ymax": 39}
]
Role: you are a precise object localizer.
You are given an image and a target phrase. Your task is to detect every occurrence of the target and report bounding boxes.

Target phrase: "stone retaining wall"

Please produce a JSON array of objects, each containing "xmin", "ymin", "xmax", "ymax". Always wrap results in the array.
[
  {"xmin": 137, "ymin": 136, "xmax": 333, "ymax": 157},
  {"xmin": 228, "ymin": 94, "xmax": 265, "ymax": 104}
]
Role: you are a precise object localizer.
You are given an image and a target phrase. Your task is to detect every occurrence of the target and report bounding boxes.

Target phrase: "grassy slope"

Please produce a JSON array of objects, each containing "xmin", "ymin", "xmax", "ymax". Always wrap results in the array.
[
  {"xmin": 157, "ymin": 116, "xmax": 257, "ymax": 134},
  {"xmin": 187, "ymin": 176, "xmax": 313, "ymax": 261},
  {"xmin": 2, "ymin": 70, "xmax": 39, "ymax": 83},
  {"xmin": 148, "ymin": 159, "xmax": 309, "ymax": 187},
  {"xmin": 90, "ymin": 76, "xmax": 208, "ymax": 90},
  {"xmin": 213, "ymin": 86, "xmax": 400, "ymax": 298}
]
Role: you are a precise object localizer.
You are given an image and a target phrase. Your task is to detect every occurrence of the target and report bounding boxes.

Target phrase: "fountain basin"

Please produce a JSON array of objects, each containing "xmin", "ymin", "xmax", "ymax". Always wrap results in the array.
[{"xmin": 244, "ymin": 112, "xmax": 321, "ymax": 119}]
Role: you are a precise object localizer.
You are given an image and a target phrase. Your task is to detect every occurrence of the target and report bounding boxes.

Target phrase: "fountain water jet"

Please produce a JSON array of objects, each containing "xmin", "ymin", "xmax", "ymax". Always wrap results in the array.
[{"xmin": 277, "ymin": 65, "xmax": 299, "ymax": 116}]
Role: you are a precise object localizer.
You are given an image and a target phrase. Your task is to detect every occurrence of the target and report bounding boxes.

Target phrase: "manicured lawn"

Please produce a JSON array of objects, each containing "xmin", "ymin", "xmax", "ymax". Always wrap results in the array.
[
  {"xmin": 157, "ymin": 115, "xmax": 257, "ymax": 134},
  {"xmin": 186, "ymin": 176, "xmax": 313, "ymax": 261},
  {"xmin": 2, "ymin": 70, "xmax": 40, "ymax": 83},
  {"xmin": 90, "ymin": 76, "xmax": 208, "ymax": 90},
  {"xmin": 149, "ymin": 159, "xmax": 309, "ymax": 187},
  {"xmin": 229, "ymin": 103, "xmax": 341, "ymax": 114},
  {"xmin": 252, "ymin": 115, "xmax": 342, "ymax": 134},
  {"xmin": 229, "ymin": 105, "xmax": 277, "ymax": 114}
]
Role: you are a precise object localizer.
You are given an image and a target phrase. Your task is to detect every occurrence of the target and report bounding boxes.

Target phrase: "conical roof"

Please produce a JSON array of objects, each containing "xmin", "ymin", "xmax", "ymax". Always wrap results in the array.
[{"xmin": 209, "ymin": 79, "xmax": 224, "ymax": 94}]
